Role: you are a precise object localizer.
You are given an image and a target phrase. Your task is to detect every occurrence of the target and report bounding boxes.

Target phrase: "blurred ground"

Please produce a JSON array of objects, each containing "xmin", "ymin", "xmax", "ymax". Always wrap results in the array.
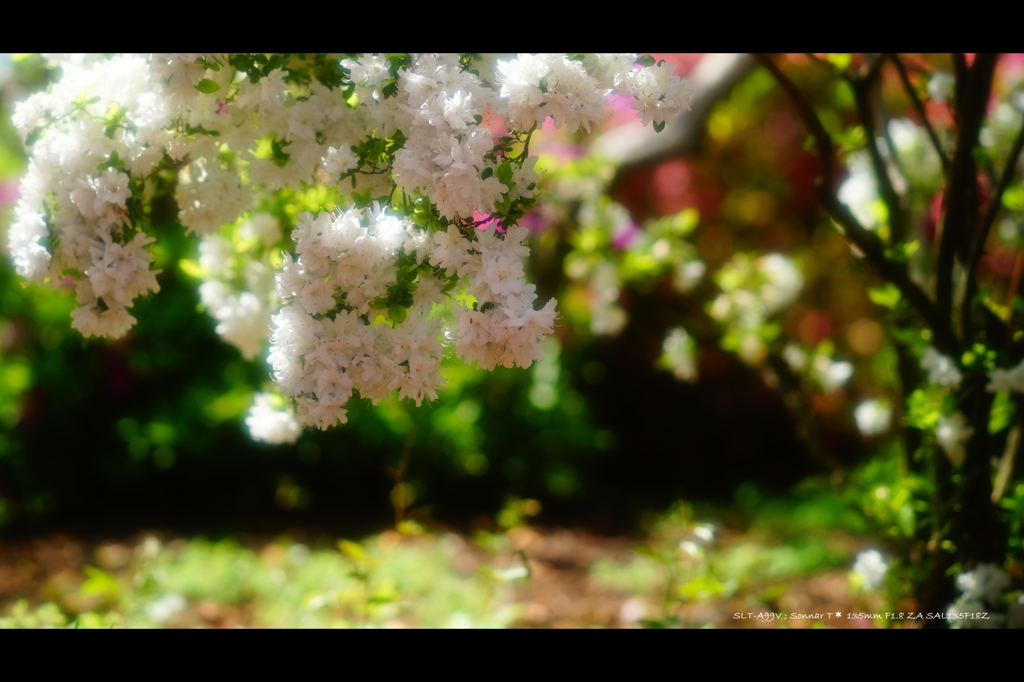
[{"xmin": 0, "ymin": 518, "xmax": 892, "ymax": 628}]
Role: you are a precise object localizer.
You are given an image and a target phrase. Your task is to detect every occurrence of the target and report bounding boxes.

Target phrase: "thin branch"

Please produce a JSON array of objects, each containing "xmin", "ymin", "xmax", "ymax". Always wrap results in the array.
[
  {"xmin": 878, "ymin": 95, "xmax": 910, "ymax": 195},
  {"xmin": 979, "ymin": 116, "xmax": 1024, "ymax": 264},
  {"xmin": 953, "ymin": 54, "xmax": 969, "ymax": 109},
  {"xmin": 963, "ymin": 114, "xmax": 1024, "ymax": 330},
  {"xmin": 890, "ymin": 54, "xmax": 950, "ymax": 172},
  {"xmin": 520, "ymin": 127, "xmax": 535, "ymax": 161},
  {"xmin": 806, "ymin": 53, "xmax": 841, "ymax": 76},
  {"xmin": 851, "ymin": 64, "xmax": 909, "ymax": 243},
  {"xmin": 755, "ymin": 54, "xmax": 960, "ymax": 356},
  {"xmin": 937, "ymin": 54, "xmax": 998, "ymax": 339},
  {"xmin": 859, "ymin": 53, "xmax": 886, "ymax": 82}
]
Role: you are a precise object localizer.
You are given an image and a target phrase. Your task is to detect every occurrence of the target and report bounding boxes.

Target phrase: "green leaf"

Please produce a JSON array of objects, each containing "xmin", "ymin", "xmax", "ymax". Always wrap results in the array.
[
  {"xmin": 826, "ymin": 53, "xmax": 853, "ymax": 70},
  {"xmin": 905, "ymin": 387, "xmax": 945, "ymax": 430},
  {"xmin": 80, "ymin": 565, "xmax": 120, "ymax": 601},
  {"xmin": 868, "ymin": 283, "xmax": 901, "ymax": 309},
  {"xmin": 989, "ymin": 391, "xmax": 1015, "ymax": 434},
  {"xmin": 653, "ymin": 120, "xmax": 666, "ymax": 133},
  {"xmin": 178, "ymin": 259, "xmax": 206, "ymax": 279},
  {"xmin": 983, "ymin": 295, "xmax": 1011, "ymax": 322},
  {"xmin": 24, "ymin": 127, "xmax": 43, "ymax": 148},
  {"xmin": 496, "ymin": 161, "xmax": 513, "ymax": 185},
  {"xmin": 634, "ymin": 55, "xmax": 656, "ymax": 68},
  {"xmin": 338, "ymin": 539, "xmax": 369, "ymax": 565},
  {"xmin": 195, "ymin": 79, "xmax": 221, "ymax": 94},
  {"xmin": 885, "ymin": 239, "xmax": 919, "ymax": 262},
  {"xmin": 440, "ymin": 276, "xmax": 460, "ymax": 294},
  {"xmin": 388, "ymin": 303, "xmax": 409, "ymax": 324},
  {"xmin": 1003, "ymin": 184, "xmax": 1024, "ymax": 212},
  {"xmin": 677, "ymin": 574, "xmax": 729, "ymax": 602}
]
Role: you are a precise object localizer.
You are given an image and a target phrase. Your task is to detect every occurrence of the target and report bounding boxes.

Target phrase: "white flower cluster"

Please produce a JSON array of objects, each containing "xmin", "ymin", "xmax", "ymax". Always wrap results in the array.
[
  {"xmin": 711, "ymin": 254, "xmax": 803, "ymax": 365},
  {"xmin": 838, "ymin": 151, "xmax": 882, "ymax": 230},
  {"xmin": 386, "ymin": 54, "xmax": 508, "ymax": 221},
  {"xmin": 563, "ymin": 200, "xmax": 634, "ymax": 337},
  {"xmin": 935, "ymin": 411, "xmax": 974, "ymax": 467},
  {"xmin": 245, "ymin": 392, "xmax": 301, "ymax": 445},
  {"xmin": 269, "ymin": 207, "xmax": 447, "ymax": 429},
  {"xmin": 268, "ymin": 207, "xmax": 556, "ymax": 430},
  {"xmin": 917, "ymin": 348, "xmax": 976, "ymax": 465},
  {"xmin": 987, "ymin": 358, "xmax": 1024, "ymax": 394},
  {"xmin": 781, "ymin": 343, "xmax": 854, "ymax": 393},
  {"xmin": 920, "ymin": 347, "xmax": 963, "ymax": 390},
  {"xmin": 588, "ymin": 262, "xmax": 628, "ymax": 336},
  {"xmin": 812, "ymin": 355, "xmax": 854, "ymax": 393},
  {"xmin": 9, "ymin": 55, "xmax": 168, "ymax": 338},
  {"xmin": 197, "ymin": 213, "xmax": 281, "ymax": 360},
  {"xmin": 851, "ymin": 549, "xmax": 888, "ymax": 591},
  {"xmin": 449, "ymin": 225, "xmax": 558, "ymax": 372},
  {"xmin": 10, "ymin": 53, "xmax": 690, "ymax": 436},
  {"xmin": 946, "ymin": 563, "xmax": 1019, "ymax": 629},
  {"xmin": 561, "ymin": 198, "xmax": 704, "ymax": 341},
  {"xmin": 854, "ymin": 399, "xmax": 892, "ymax": 437},
  {"xmin": 582, "ymin": 54, "xmax": 694, "ymax": 128},
  {"xmin": 498, "ymin": 54, "xmax": 606, "ymax": 134},
  {"xmin": 660, "ymin": 327, "xmax": 698, "ymax": 382}
]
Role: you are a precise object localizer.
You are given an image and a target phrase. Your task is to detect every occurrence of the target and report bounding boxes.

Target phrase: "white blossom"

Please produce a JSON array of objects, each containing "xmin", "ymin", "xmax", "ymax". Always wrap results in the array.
[
  {"xmin": 854, "ymin": 399, "xmax": 892, "ymax": 436},
  {"xmin": 813, "ymin": 355, "xmax": 853, "ymax": 393},
  {"xmin": 246, "ymin": 393, "xmax": 301, "ymax": 445},
  {"xmin": 782, "ymin": 343, "xmax": 808, "ymax": 372},
  {"xmin": 921, "ymin": 347, "xmax": 963, "ymax": 390},
  {"xmin": 944, "ymin": 563, "xmax": 1015, "ymax": 629},
  {"xmin": 711, "ymin": 253, "xmax": 803, "ymax": 367},
  {"xmin": 628, "ymin": 61, "xmax": 694, "ymax": 128},
  {"xmin": 987, "ymin": 359, "xmax": 1024, "ymax": 394},
  {"xmin": 956, "ymin": 563, "xmax": 1011, "ymax": 606},
  {"xmin": 928, "ymin": 72, "xmax": 954, "ymax": 103},
  {"xmin": 589, "ymin": 262, "xmax": 627, "ymax": 336},
  {"xmin": 852, "ymin": 549, "xmax": 888, "ymax": 590},
  {"xmin": 935, "ymin": 412, "xmax": 973, "ymax": 467},
  {"xmin": 661, "ymin": 327, "xmax": 698, "ymax": 382},
  {"xmin": 946, "ymin": 598, "xmax": 1006, "ymax": 629}
]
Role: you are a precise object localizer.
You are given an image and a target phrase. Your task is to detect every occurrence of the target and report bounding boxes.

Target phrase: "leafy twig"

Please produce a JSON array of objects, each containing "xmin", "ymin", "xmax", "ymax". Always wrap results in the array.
[
  {"xmin": 850, "ymin": 62, "xmax": 909, "ymax": 243},
  {"xmin": 890, "ymin": 54, "xmax": 950, "ymax": 173}
]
